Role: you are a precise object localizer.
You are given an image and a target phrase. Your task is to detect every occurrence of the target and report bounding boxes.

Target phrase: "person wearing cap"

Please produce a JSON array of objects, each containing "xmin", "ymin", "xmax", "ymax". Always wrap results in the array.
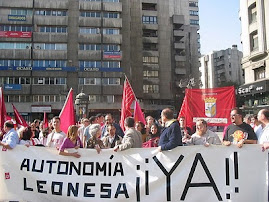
[{"xmin": 0, "ymin": 121, "xmax": 20, "ymax": 149}]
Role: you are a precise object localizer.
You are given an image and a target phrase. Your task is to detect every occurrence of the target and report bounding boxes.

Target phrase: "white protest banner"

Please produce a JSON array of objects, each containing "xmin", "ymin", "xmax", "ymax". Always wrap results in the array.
[{"xmin": 0, "ymin": 145, "xmax": 267, "ymax": 201}]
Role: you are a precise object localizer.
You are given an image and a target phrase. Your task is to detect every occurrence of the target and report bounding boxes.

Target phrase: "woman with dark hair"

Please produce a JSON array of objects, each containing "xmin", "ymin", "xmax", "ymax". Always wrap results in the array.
[
  {"xmin": 142, "ymin": 123, "xmax": 160, "ymax": 148},
  {"xmin": 135, "ymin": 121, "xmax": 149, "ymax": 143},
  {"xmin": 19, "ymin": 126, "xmax": 41, "ymax": 146}
]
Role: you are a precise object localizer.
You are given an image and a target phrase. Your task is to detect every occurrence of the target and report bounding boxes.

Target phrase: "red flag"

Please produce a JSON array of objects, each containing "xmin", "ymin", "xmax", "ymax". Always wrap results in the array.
[
  {"xmin": 134, "ymin": 100, "xmax": 146, "ymax": 125},
  {"xmin": 0, "ymin": 87, "xmax": 7, "ymax": 131},
  {"xmin": 43, "ymin": 111, "xmax": 48, "ymax": 128},
  {"xmin": 12, "ymin": 104, "xmax": 28, "ymax": 127},
  {"xmin": 120, "ymin": 78, "xmax": 136, "ymax": 130},
  {"xmin": 178, "ymin": 86, "xmax": 236, "ymax": 128},
  {"xmin": 59, "ymin": 88, "xmax": 75, "ymax": 134}
]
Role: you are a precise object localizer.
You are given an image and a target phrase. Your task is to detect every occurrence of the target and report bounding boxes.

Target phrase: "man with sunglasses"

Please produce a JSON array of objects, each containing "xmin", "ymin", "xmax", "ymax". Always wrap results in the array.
[{"xmin": 223, "ymin": 107, "xmax": 257, "ymax": 148}]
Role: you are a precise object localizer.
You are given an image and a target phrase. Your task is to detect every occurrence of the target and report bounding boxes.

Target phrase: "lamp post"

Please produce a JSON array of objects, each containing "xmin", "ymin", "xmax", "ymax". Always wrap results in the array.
[{"xmin": 75, "ymin": 89, "xmax": 89, "ymax": 120}]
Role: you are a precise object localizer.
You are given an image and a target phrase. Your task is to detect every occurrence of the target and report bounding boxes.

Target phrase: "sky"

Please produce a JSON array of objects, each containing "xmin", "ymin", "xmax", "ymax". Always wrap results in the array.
[{"xmin": 199, "ymin": 0, "xmax": 242, "ymax": 54}]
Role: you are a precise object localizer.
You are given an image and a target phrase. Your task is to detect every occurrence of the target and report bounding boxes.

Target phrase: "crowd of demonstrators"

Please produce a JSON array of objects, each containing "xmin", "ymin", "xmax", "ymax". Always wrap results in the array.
[
  {"xmin": 0, "ymin": 121, "xmax": 19, "ymax": 149},
  {"xmin": 223, "ymin": 108, "xmax": 257, "ymax": 148},
  {"xmin": 102, "ymin": 124, "xmax": 122, "ymax": 148},
  {"xmin": 59, "ymin": 125, "xmax": 82, "ymax": 158},
  {"xmin": 158, "ymin": 108, "xmax": 183, "ymax": 151},
  {"xmin": 46, "ymin": 116, "xmax": 66, "ymax": 149},
  {"xmin": 101, "ymin": 114, "xmax": 124, "ymax": 138},
  {"xmin": 86, "ymin": 124, "xmax": 105, "ymax": 153},
  {"xmin": 142, "ymin": 122, "xmax": 160, "ymax": 148},
  {"xmin": 114, "ymin": 117, "xmax": 142, "ymax": 152},
  {"xmin": 183, "ymin": 119, "xmax": 221, "ymax": 146},
  {"xmin": 3, "ymin": 106, "xmax": 269, "ymax": 156},
  {"xmin": 135, "ymin": 121, "xmax": 148, "ymax": 142}
]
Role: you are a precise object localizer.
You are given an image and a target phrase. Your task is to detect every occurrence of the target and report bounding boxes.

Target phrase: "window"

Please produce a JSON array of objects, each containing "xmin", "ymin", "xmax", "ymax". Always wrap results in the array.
[
  {"xmin": 34, "ymin": 43, "xmax": 67, "ymax": 50},
  {"xmin": 143, "ymin": 85, "xmax": 159, "ymax": 93},
  {"xmin": 38, "ymin": 26, "xmax": 67, "ymax": 33},
  {"xmin": 33, "ymin": 77, "xmax": 66, "ymax": 85},
  {"xmin": 189, "ymin": 10, "xmax": 199, "ymax": 16},
  {"xmin": 80, "ymin": 27, "xmax": 99, "ymax": 34},
  {"xmin": 103, "ymin": 95, "xmax": 114, "ymax": 103},
  {"xmin": 0, "ymin": 43, "xmax": 31, "ymax": 49},
  {"xmin": 103, "ymin": 44, "xmax": 120, "ymax": 51},
  {"xmin": 79, "ymin": 61, "xmax": 101, "ymax": 68},
  {"xmin": 142, "ymin": 3, "xmax": 157, "ymax": 11},
  {"xmin": 79, "ymin": 44, "xmax": 101, "ymax": 50},
  {"xmin": 248, "ymin": 3, "xmax": 257, "ymax": 24},
  {"xmin": 103, "ymin": 12, "xmax": 120, "ymax": 18},
  {"xmin": 143, "ymin": 29, "xmax": 158, "ymax": 37},
  {"xmin": 0, "ymin": 60, "xmax": 31, "ymax": 67},
  {"xmin": 190, "ymin": 20, "xmax": 199, "ymax": 25},
  {"xmin": 103, "ymin": 61, "xmax": 120, "ymax": 68},
  {"xmin": 10, "ymin": 9, "xmax": 32, "ymax": 15},
  {"xmin": 102, "ymin": 78, "xmax": 120, "ymax": 85},
  {"xmin": 0, "ymin": 25, "xmax": 32, "ymax": 32},
  {"xmin": 254, "ymin": 67, "xmax": 265, "ymax": 81},
  {"xmin": 35, "ymin": 10, "xmax": 67, "ymax": 16},
  {"xmin": 142, "ymin": 16, "xmax": 157, "ymax": 24},
  {"xmin": 143, "ymin": 70, "xmax": 159, "ymax": 78},
  {"xmin": 80, "ymin": 12, "xmax": 101, "ymax": 18},
  {"xmin": 189, "ymin": 2, "xmax": 198, "ymax": 7},
  {"xmin": 143, "ymin": 43, "xmax": 158, "ymax": 51},
  {"xmin": 103, "ymin": 28, "xmax": 120, "ymax": 35},
  {"xmin": 33, "ymin": 60, "xmax": 67, "ymax": 67},
  {"xmin": 143, "ymin": 56, "xmax": 158, "ymax": 63},
  {"xmin": 250, "ymin": 31, "xmax": 258, "ymax": 52},
  {"xmin": 89, "ymin": 95, "xmax": 101, "ymax": 103}
]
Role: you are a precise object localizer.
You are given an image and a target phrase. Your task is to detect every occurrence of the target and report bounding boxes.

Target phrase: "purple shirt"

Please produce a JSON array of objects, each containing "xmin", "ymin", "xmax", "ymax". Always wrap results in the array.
[{"xmin": 59, "ymin": 137, "xmax": 82, "ymax": 152}]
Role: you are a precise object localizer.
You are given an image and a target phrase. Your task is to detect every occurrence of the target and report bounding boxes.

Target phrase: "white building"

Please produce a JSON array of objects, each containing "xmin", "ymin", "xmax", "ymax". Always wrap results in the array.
[
  {"xmin": 199, "ymin": 45, "xmax": 243, "ymax": 88},
  {"xmin": 239, "ymin": 0, "xmax": 269, "ymax": 113}
]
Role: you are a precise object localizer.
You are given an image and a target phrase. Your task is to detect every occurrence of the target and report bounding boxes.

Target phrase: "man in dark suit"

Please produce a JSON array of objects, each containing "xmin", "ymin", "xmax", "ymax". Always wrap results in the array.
[{"xmin": 158, "ymin": 108, "xmax": 182, "ymax": 151}]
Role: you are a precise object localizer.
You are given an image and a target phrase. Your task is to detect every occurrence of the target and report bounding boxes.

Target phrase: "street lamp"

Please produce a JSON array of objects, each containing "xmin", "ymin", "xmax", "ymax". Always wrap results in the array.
[{"xmin": 75, "ymin": 89, "xmax": 89, "ymax": 120}]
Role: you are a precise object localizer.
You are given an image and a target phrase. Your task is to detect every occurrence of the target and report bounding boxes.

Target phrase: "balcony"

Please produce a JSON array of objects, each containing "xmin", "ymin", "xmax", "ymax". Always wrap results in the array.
[
  {"xmin": 78, "ymin": 34, "xmax": 101, "ymax": 43},
  {"xmin": 34, "ymin": 15, "xmax": 68, "ymax": 26},
  {"xmin": 79, "ymin": 1, "xmax": 101, "ymax": 10},
  {"xmin": 0, "ymin": 49, "xmax": 31, "ymax": 59},
  {"xmin": 33, "ymin": 32, "xmax": 68, "ymax": 43},
  {"xmin": 142, "ymin": 37, "xmax": 158, "ymax": 44},
  {"xmin": 78, "ymin": 50, "xmax": 101, "ymax": 60},
  {"xmin": 33, "ymin": 50, "xmax": 67, "ymax": 60},
  {"xmin": 175, "ymin": 55, "xmax": 186, "ymax": 62},
  {"xmin": 79, "ymin": 17, "xmax": 101, "ymax": 27},
  {"xmin": 173, "ymin": 15, "xmax": 184, "ymax": 25},
  {"xmin": 175, "ymin": 67, "xmax": 186, "ymax": 75},
  {"xmin": 103, "ymin": 2, "xmax": 122, "ymax": 12},
  {"xmin": 174, "ymin": 42, "xmax": 185, "ymax": 50},
  {"xmin": 103, "ymin": 18, "xmax": 122, "ymax": 28},
  {"xmin": 35, "ymin": 0, "xmax": 69, "ymax": 9}
]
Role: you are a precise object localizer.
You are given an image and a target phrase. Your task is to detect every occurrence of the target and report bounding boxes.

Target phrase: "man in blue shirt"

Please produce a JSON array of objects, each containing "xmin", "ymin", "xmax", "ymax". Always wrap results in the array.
[
  {"xmin": 0, "ymin": 121, "xmax": 19, "ymax": 149},
  {"xmin": 158, "ymin": 108, "xmax": 182, "ymax": 151}
]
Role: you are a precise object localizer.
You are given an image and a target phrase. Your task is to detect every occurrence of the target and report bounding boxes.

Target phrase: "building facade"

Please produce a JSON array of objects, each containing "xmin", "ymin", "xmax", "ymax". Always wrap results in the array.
[
  {"xmin": 239, "ymin": 0, "xmax": 269, "ymax": 114},
  {"xmin": 0, "ymin": 0, "xmax": 200, "ymax": 121},
  {"xmin": 199, "ymin": 45, "xmax": 243, "ymax": 89}
]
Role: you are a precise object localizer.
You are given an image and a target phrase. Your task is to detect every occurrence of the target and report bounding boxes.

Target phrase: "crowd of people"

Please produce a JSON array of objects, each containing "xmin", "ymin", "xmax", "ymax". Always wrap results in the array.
[{"xmin": 1, "ymin": 107, "xmax": 269, "ymax": 157}]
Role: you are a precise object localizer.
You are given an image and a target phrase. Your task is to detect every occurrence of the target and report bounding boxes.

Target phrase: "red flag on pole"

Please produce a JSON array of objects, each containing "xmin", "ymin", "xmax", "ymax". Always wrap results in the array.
[
  {"xmin": 0, "ymin": 87, "xmax": 7, "ymax": 131},
  {"xmin": 59, "ymin": 88, "xmax": 75, "ymax": 134},
  {"xmin": 12, "ymin": 104, "xmax": 28, "ymax": 127},
  {"xmin": 43, "ymin": 111, "xmax": 48, "ymax": 128},
  {"xmin": 120, "ymin": 77, "xmax": 136, "ymax": 131},
  {"xmin": 178, "ymin": 86, "xmax": 236, "ymax": 128},
  {"xmin": 134, "ymin": 100, "xmax": 146, "ymax": 125}
]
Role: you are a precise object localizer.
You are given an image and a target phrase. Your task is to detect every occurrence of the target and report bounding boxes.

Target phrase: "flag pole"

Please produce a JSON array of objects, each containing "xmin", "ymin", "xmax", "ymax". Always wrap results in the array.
[
  {"xmin": 59, "ymin": 88, "xmax": 73, "ymax": 117},
  {"xmin": 124, "ymin": 74, "xmax": 138, "ymax": 102}
]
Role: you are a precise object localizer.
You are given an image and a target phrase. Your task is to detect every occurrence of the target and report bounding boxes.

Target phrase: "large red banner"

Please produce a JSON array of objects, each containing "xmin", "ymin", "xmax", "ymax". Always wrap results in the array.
[
  {"xmin": 0, "ymin": 31, "xmax": 32, "ymax": 38},
  {"xmin": 178, "ymin": 86, "xmax": 236, "ymax": 128}
]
